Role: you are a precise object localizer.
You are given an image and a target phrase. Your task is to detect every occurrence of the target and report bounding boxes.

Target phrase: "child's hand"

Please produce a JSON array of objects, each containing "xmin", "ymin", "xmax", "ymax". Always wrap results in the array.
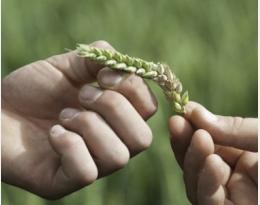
[
  {"xmin": 2, "ymin": 41, "xmax": 157, "ymax": 199},
  {"xmin": 169, "ymin": 102, "xmax": 257, "ymax": 205}
]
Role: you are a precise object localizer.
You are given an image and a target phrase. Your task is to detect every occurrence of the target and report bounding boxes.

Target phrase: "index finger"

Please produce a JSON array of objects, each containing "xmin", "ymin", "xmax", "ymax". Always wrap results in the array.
[
  {"xmin": 184, "ymin": 101, "xmax": 258, "ymax": 152},
  {"xmin": 97, "ymin": 67, "xmax": 157, "ymax": 120}
]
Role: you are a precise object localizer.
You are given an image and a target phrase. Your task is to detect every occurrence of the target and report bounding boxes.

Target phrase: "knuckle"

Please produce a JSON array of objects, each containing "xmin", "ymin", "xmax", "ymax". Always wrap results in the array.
[
  {"xmin": 230, "ymin": 117, "xmax": 244, "ymax": 137},
  {"xmin": 215, "ymin": 116, "xmax": 244, "ymax": 146}
]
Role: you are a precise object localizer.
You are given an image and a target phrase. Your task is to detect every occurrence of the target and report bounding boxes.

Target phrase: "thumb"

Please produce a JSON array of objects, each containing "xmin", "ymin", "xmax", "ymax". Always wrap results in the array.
[
  {"xmin": 184, "ymin": 102, "xmax": 258, "ymax": 152},
  {"xmin": 46, "ymin": 40, "xmax": 115, "ymax": 85}
]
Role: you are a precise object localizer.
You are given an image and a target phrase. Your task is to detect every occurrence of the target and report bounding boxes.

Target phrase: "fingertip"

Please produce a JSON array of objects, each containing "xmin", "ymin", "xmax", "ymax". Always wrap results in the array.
[
  {"xmin": 50, "ymin": 124, "xmax": 66, "ymax": 138},
  {"xmin": 84, "ymin": 40, "xmax": 115, "ymax": 77},
  {"xmin": 168, "ymin": 115, "xmax": 193, "ymax": 140},
  {"xmin": 194, "ymin": 107, "xmax": 217, "ymax": 123},
  {"xmin": 184, "ymin": 101, "xmax": 201, "ymax": 118},
  {"xmin": 168, "ymin": 115, "xmax": 183, "ymax": 134},
  {"xmin": 49, "ymin": 124, "xmax": 68, "ymax": 153},
  {"xmin": 185, "ymin": 101, "xmax": 218, "ymax": 130},
  {"xmin": 192, "ymin": 129, "xmax": 214, "ymax": 154},
  {"xmin": 89, "ymin": 40, "xmax": 115, "ymax": 50}
]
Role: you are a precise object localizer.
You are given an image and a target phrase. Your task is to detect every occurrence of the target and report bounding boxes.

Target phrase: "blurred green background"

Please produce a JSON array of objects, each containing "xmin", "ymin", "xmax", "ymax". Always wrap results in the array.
[{"xmin": 2, "ymin": 0, "xmax": 257, "ymax": 204}]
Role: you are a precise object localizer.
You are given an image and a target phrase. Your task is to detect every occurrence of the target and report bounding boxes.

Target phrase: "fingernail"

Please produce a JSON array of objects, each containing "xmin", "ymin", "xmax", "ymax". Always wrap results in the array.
[
  {"xmin": 60, "ymin": 108, "xmax": 79, "ymax": 120},
  {"xmin": 50, "ymin": 125, "xmax": 65, "ymax": 137},
  {"xmin": 99, "ymin": 68, "xmax": 125, "ymax": 87},
  {"xmin": 79, "ymin": 85, "xmax": 103, "ymax": 102}
]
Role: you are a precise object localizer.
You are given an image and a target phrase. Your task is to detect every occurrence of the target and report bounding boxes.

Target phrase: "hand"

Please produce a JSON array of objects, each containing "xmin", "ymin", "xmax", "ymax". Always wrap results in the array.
[
  {"xmin": 2, "ymin": 41, "xmax": 157, "ymax": 199},
  {"xmin": 169, "ymin": 102, "xmax": 257, "ymax": 205}
]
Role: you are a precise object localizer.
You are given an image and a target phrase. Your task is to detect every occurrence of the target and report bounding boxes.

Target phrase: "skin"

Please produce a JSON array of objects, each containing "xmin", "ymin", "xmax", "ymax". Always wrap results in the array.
[
  {"xmin": 2, "ymin": 40, "xmax": 257, "ymax": 204},
  {"xmin": 2, "ymin": 40, "xmax": 157, "ymax": 199},
  {"xmin": 169, "ymin": 102, "xmax": 258, "ymax": 205}
]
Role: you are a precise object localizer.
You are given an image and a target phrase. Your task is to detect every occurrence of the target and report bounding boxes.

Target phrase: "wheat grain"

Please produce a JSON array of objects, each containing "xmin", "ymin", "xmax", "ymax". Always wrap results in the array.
[{"xmin": 76, "ymin": 44, "xmax": 189, "ymax": 114}]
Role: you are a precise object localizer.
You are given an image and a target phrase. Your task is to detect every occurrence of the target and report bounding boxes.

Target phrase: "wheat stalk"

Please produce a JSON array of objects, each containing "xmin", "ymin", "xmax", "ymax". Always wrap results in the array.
[{"xmin": 76, "ymin": 44, "xmax": 189, "ymax": 114}]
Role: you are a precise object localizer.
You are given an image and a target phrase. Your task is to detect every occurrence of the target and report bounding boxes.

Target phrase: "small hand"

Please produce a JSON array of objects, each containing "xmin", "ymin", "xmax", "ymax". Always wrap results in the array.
[
  {"xmin": 2, "ymin": 41, "xmax": 157, "ymax": 199},
  {"xmin": 169, "ymin": 102, "xmax": 257, "ymax": 205}
]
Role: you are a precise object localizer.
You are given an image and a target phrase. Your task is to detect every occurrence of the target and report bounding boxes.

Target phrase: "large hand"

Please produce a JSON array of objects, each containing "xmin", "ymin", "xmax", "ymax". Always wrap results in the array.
[
  {"xmin": 2, "ymin": 41, "xmax": 157, "ymax": 199},
  {"xmin": 169, "ymin": 102, "xmax": 257, "ymax": 205}
]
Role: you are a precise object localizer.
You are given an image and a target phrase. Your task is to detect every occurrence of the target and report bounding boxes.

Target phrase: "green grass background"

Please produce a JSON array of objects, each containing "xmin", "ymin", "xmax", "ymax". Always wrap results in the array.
[{"xmin": 2, "ymin": 0, "xmax": 257, "ymax": 204}]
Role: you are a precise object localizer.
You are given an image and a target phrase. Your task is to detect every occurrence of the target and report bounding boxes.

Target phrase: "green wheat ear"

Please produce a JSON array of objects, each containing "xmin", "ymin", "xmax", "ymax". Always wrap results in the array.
[{"xmin": 76, "ymin": 44, "xmax": 189, "ymax": 114}]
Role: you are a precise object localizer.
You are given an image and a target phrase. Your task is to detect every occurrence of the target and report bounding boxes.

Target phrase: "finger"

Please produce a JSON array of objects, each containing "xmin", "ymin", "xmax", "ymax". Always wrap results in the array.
[
  {"xmin": 49, "ymin": 125, "xmax": 98, "ymax": 197},
  {"xmin": 197, "ymin": 154, "xmax": 231, "ymax": 205},
  {"xmin": 168, "ymin": 115, "xmax": 194, "ymax": 167},
  {"xmin": 234, "ymin": 151, "xmax": 258, "ymax": 185},
  {"xmin": 97, "ymin": 67, "xmax": 157, "ymax": 119},
  {"xmin": 183, "ymin": 129, "xmax": 215, "ymax": 204},
  {"xmin": 225, "ymin": 200, "xmax": 235, "ymax": 205},
  {"xmin": 228, "ymin": 156, "xmax": 258, "ymax": 205},
  {"xmin": 78, "ymin": 85, "xmax": 153, "ymax": 156},
  {"xmin": 59, "ymin": 108, "xmax": 130, "ymax": 176},
  {"xmin": 243, "ymin": 153, "xmax": 258, "ymax": 185},
  {"xmin": 215, "ymin": 145, "xmax": 243, "ymax": 168},
  {"xmin": 46, "ymin": 40, "xmax": 115, "ymax": 85},
  {"xmin": 185, "ymin": 101, "xmax": 258, "ymax": 152}
]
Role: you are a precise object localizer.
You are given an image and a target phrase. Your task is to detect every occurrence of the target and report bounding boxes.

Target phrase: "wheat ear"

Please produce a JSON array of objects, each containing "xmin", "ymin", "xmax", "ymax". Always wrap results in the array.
[{"xmin": 76, "ymin": 44, "xmax": 189, "ymax": 114}]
